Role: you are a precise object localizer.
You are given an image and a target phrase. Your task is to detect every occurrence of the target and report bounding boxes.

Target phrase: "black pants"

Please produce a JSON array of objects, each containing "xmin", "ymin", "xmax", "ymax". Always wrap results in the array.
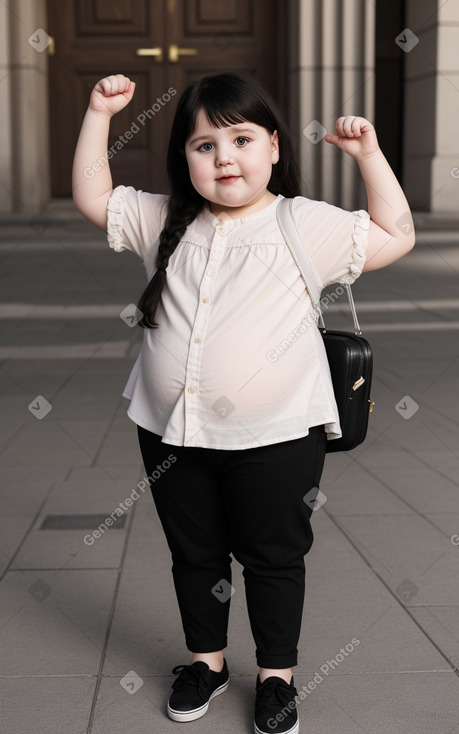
[{"xmin": 137, "ymin": 424, "xmax": 327, "ymax": 669}]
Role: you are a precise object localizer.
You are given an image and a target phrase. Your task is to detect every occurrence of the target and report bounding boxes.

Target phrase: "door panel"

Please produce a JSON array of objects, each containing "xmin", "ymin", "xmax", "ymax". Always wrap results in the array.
[
  {"xmin": 184, "ymin": 0, "xmax": 254, "ymax": 35},
  {"xmin": 48, "ymin": 0, "xmax": 168, "ymax": 195},
  {"xmin": 48, "ymin": 0, "xmax": 285, "ymax": 197},
  {"xmin": 167, "ymin": 0, "xmax": 279, "ymax": 100},
  {"xmin": 76, "ymin": 0, "xmax": 149, "ymax": 33}
]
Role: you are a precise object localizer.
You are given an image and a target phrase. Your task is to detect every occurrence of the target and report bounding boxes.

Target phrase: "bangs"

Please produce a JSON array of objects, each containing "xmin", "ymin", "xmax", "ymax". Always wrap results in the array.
[{"xmin": 184, "ymin": 77, "xmax": 274, "ymax": 142}]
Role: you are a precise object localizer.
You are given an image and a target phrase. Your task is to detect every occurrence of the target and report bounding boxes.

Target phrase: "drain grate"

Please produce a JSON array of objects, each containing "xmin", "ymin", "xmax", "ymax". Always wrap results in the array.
[{"xmin": 40, "ymin": 514, "xmax": 127, "ymax": 530}]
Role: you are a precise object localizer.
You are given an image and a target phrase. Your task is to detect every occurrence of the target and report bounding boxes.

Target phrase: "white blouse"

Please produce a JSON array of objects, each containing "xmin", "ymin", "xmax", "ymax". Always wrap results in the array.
[{"xmin": 106, "ymin": 186, "xmax": 370, "ymax": 450}]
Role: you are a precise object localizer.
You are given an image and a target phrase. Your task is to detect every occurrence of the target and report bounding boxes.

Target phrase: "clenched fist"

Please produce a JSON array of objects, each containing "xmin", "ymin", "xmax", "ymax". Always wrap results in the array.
[
  {"xmin": 89, "ymin": 74, "xmax": 136, "ymax": 118},
  {"xmin": 325, "ymin": 116, "xmax": 380, "ymax": 160}
]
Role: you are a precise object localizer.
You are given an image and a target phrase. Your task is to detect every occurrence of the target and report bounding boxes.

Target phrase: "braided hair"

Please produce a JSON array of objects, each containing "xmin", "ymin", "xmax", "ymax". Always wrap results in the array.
[{"xmin": 136, "ymin": 72, "xmax": 301, "ymax": 329}]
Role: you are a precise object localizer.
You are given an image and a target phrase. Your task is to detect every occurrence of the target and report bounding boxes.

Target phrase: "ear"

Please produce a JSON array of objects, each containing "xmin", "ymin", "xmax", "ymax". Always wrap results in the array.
[
  {"xmin": 180, "ymin": 148, "xmax": 186, "ymax": 158},
  {"xmin": 271, "ymin": 130, "xmax": 279, "ymax": 165}
]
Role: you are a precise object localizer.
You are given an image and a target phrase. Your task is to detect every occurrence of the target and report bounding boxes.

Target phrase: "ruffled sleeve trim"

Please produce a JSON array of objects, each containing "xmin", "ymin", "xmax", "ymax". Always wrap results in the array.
[
  {"xmin": 344, "ymin": 209, "xmax": 370, "ymax": 284},
  {"xmin": 107, "ymin": 185, "xmax": 128, "ymax": 252}
]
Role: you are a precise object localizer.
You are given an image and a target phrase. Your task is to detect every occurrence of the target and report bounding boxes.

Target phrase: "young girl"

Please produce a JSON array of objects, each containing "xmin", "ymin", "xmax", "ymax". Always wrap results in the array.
[{"xmin": 73, "ymin": 72, "xmax": 415, "ymax": 734}]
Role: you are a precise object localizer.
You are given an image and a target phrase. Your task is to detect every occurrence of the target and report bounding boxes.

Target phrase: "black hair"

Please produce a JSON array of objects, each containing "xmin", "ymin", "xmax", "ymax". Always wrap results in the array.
[{"xmin": 137, "ymin": 71, "xmax": 301, "ymax": 329}]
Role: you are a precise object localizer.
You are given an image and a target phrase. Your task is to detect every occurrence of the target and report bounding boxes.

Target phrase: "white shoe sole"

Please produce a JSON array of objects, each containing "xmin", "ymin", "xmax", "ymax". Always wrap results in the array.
[
  {"xmin": 167, "ymin": 679, "xmax": 229, "ymax": 722},
  {"xmin": 254, "ymin": 714, "xmax": 299, "ymax": 734}
]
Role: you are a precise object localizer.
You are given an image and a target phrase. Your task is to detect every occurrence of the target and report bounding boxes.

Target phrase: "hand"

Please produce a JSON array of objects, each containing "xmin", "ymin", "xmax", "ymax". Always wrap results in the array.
[
  {"xmin": 89, "ymin": 74, "xmax": 136, "ymax": 118},
  {"xmin": 324, "ymin": 116, "xmax": 380, "ymax": 160}
]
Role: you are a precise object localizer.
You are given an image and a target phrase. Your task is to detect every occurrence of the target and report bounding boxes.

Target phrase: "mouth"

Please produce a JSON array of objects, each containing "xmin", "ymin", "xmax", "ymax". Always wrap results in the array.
[{"xmin": 217, "ymin": 175, "xmax": 241, "ymax": 183}]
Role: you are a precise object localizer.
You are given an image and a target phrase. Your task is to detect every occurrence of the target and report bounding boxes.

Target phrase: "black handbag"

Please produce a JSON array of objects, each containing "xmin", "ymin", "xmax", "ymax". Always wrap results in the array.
[{"xmin": 277, "ymin": 197, "xmax": 374, "ymax": 452}]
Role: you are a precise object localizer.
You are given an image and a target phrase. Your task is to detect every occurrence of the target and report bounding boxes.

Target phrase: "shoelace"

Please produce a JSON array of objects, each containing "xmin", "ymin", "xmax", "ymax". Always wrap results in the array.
[
  {"xmin": 255, "ymin": 677, "xmax": 297, "ymax": 717},
  {"xmin": 171, "ymin": 663, "xmax": 210, "ymax": 701}
]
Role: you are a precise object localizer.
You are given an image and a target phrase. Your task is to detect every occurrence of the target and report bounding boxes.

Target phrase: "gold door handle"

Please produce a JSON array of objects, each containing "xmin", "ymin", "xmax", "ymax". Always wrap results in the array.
[
  {"xmin": 136, "ymin": 47, "xmax": 163, "ymax": 62},
  {"xmin": 169, "ymin": 44, "xmax": 198, "ymax": 63}
]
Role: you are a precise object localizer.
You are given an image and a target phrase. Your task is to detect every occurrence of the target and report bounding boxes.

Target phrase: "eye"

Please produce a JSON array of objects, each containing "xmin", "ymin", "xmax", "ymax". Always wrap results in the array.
[
  {"xmin": 198, "ymin": 142, "xmax": 213, "ymax": 152},
  {"xmin": 235, "ymin": 136, "xmax": 249, "ymax": 146}
]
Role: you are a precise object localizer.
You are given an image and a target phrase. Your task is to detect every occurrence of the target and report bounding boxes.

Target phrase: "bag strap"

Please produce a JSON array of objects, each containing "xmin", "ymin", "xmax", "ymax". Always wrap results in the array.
[
  {"xmin": 276, "ymin": 197, "xmax": 321, "ymax": 311},
  {"xmin": 276, "ymin": 196, "xmax": 363, "ymax": 335}
]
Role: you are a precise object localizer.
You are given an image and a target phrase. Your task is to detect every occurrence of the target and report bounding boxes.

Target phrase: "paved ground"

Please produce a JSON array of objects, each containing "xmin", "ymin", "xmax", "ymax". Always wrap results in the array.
[{"xmin": 0, "ymin": 204, "xmax": 459, "ymax": 734}]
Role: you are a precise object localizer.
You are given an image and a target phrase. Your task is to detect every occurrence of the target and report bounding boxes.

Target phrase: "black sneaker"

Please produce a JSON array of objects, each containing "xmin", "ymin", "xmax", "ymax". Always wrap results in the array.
[
  {"xmin": 167, "ymin": 659, "xmax": 229, "ymax": 722},
  {"xmin": 254, "ymin": 674, "xmax": 299, "ymax": 734}
]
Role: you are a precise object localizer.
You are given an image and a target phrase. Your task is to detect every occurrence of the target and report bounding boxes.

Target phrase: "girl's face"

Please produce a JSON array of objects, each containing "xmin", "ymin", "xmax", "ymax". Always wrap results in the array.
[{"xmin": 184, "ymin": 108, "xmax": 279, "ymax": 216}]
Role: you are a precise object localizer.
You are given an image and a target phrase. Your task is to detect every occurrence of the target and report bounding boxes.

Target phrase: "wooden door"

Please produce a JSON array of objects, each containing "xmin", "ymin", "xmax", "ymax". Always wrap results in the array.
[{"xmin": 48, "ymin": 0, "xmax": 287, "ymax": 198}]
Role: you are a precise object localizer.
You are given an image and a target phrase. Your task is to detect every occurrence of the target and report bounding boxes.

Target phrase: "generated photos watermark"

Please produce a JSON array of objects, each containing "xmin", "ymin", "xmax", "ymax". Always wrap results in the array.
[
  {"xmin": 394, "ymin": 395, "xmax": 419, "ymax": 420},
  {"xmin": 303, "ymin": 120, "xmax": 328, "ymax": 144},
  {"xmin": 28, "ymin": 395, "xmax": 53, "ymax": 420},
  {"xmin": 120, "ymin": 670, "xmax": 144, "ymax": 694},
  {"xmin": 83, "ymin": 453, "xmax": 177, "ymax": 546},
  {"xmin": 27, "ymin": 28, "xmax": 52, "ymax": 53},
  {"xmin": 84, "ymin": 88, "xmax": 177, "ymax": 179},
  {"xmin": 266, "ymin": 638, "xmax": 361, "ymax": 730},
  {"xmin": 266, "ymin": 282, "xmax": 349, "ymax": 363},
  {"xmin": 395, "ymin": 28, "xmax": 419, "ymax": 53},
  {"xmin": 211, "ymin": 579, "xmax": 236, "ymax": 602}
]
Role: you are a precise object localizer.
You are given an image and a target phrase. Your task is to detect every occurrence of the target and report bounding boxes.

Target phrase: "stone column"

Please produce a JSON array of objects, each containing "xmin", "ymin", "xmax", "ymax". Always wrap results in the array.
[
  {"xmin": 0, "ymin": 1, "xmax": 14, "ymax": 212},
  {"xmin": 2, "ymin": 0, "xmax": 50, "ymax": 213},
  {"xmin": 404, "ymin": 1, "xmax": 459, "ymax": 211},
  {"xmin": 296, "ymin": 0, "xmax": 376, "ymax": 210}
]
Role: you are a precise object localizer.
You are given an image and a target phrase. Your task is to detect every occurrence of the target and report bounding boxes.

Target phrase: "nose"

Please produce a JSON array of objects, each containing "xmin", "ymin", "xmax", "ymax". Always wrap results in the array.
[{"xmin": 215, "ymin": 144, "xmax": 235, "ymax": 166}]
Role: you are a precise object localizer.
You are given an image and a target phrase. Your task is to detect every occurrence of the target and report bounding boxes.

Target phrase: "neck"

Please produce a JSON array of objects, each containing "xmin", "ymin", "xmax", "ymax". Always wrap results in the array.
[{"xmin": 208, "ymin": 190, "xmax": 277, "ymax": 220}]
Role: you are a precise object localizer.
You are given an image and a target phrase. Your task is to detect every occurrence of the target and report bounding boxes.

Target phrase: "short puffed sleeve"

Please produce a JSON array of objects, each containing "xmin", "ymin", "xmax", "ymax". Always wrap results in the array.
[
  {"xmin": 291, "ymin": 196, "xmax": 370, "ymax": 291},
  {"xmin": 106, "ymin": 185, "xmax": 169, "ymax": 260}
]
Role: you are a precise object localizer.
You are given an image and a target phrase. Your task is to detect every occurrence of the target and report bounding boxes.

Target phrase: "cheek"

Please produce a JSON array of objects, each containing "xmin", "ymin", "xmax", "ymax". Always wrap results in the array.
[
  {"xmin": 187, "ymin": 157, "xmax": 209, "ymax": 183},
  {"xmin": 246, "ymin": 149, "xmax": 273, "ymax": 177}
]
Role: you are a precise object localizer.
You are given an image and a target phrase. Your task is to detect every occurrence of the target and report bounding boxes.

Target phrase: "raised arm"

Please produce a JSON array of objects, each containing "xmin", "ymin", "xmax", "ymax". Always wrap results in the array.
[
  {"xmin": 72, "ymin": 74, "xmax": 136, "ymax": 231},
  {"xmin": 325, "ymin": 117, "xmax": 415, "ymax": 272}
]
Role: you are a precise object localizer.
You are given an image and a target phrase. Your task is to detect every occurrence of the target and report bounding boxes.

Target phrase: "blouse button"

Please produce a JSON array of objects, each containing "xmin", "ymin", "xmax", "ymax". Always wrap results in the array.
[
  {"xmin": 207, "ymin": 269, "xmax": 212, "ymax": 277},
  {"xmin": 194, "ymin": 338, "xmax": 201, "ymax": 343},
  {"xmin": 187, "ymin": 387, "xmax": 195, "ymax": 394},
  {"xmin": 202, "ymin": 297, "xmax": 209, "ymax": 304},
  {"xmin": 217, "ymin": 226, "xmax": 225, "ymax": 234}
]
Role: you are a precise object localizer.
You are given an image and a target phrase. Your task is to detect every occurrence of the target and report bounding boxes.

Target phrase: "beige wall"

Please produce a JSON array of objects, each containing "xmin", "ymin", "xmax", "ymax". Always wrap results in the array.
[
  {"xmin": 1, "ymin": 0, "xmax": 50, "ymax": 214},
  {"xmin": 294, "ymin": 0, "xmax": 375, "ymax": 211},
  {"xmin": 404, "ymin": 0, "xmax": 459, "ymax": 211},
  {"xmin": 0, "ymin": 1, "xmax": 14, "ymax": 212}
]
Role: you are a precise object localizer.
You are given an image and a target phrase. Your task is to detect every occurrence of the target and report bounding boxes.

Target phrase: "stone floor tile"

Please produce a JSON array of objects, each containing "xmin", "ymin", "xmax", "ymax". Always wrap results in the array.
[
  {"xmin": 0, "ymin": 677, "xmax": 97, "ymax": 734},
  {"xmin": 0, "ymin": 569, "xmax": 117, "ymax": 675}
]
